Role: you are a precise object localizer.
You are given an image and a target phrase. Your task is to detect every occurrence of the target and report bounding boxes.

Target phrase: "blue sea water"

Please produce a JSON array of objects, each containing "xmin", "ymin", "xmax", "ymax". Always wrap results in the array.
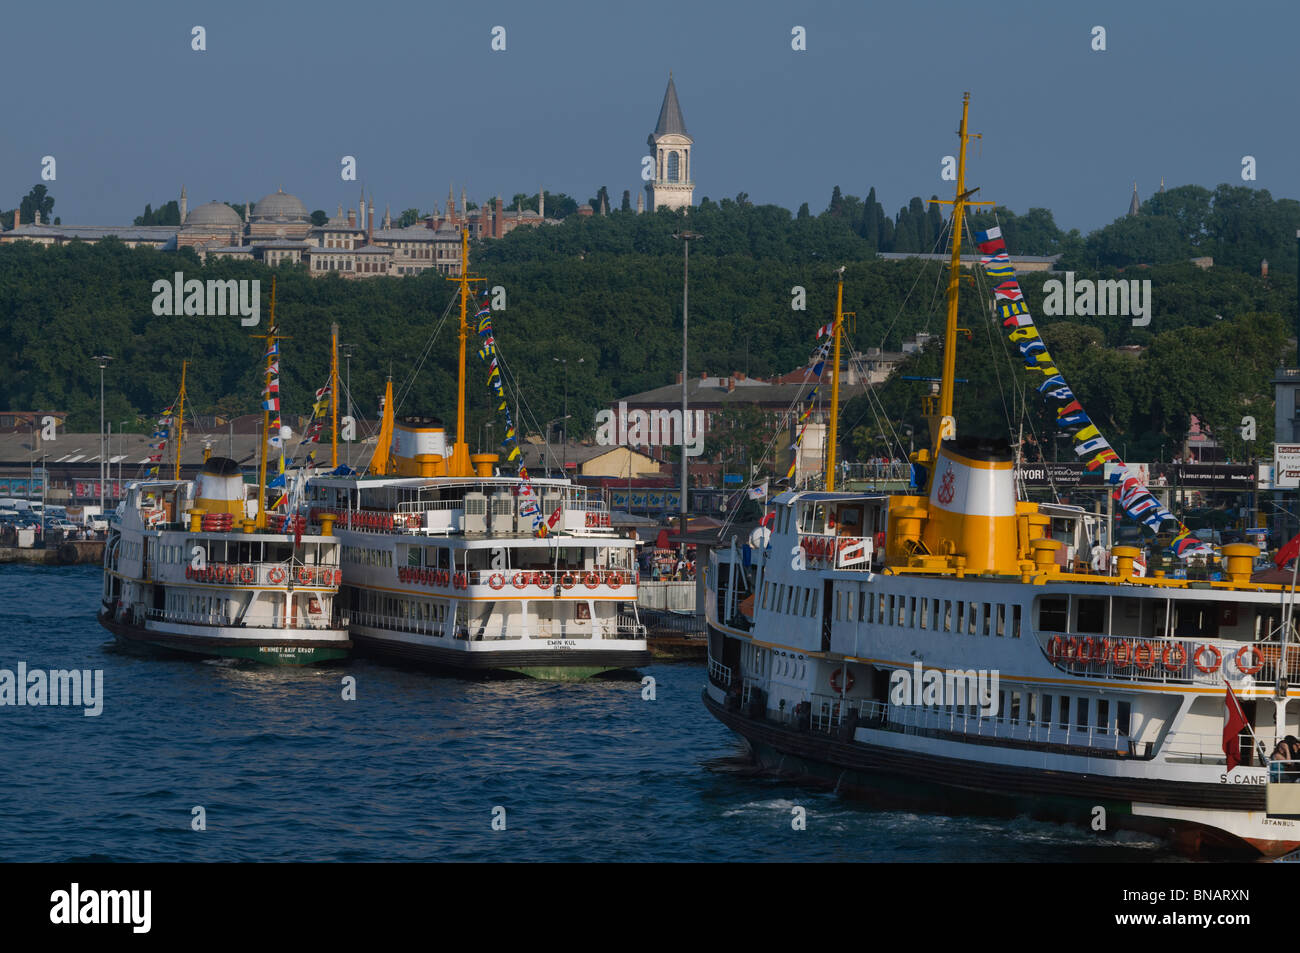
[{"xmin": 0, "ymin": 565, "xmax": 1184, "ymax": 862}]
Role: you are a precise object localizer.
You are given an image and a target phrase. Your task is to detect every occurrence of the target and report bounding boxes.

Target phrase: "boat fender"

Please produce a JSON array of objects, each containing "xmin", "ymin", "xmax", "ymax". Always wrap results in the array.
[
  {"xmin": 1193, "ymin": 644, "xmax": 1221, "ymax": 673},
  {"xmin": 1236, "ymin": 645, "xmax": 1263, "ymax": 676},
  {"xmin": 829, "ymin": 666, "xmax": 855, "ymax": 693},
  {"xmin": 1162, "ymin": 643, "xmax": 1187, "ymax": 672}
]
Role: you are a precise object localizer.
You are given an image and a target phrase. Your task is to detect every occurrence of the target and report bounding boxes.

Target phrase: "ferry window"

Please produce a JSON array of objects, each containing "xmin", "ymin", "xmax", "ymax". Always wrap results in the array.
[
  {"xmin": 1077, "ymin": 598, "xmax": 1105, "ymax": 634},
  {"xmin": 981, "ymin": 603, "xmax": 991, "ymax": 636},
  {"xmin": 943, "ymin": 601, "xmax": 952, "ymax": 631},
  {"xmin": 1117, "ymin": 701, "xmax": 1131, "ymax": 736},
  {"xmin": 967, "ymin": 603, "xmax": 978, "ymax": 636},
  {"xmin": 846, "ymin": 591, "xmax": 855, "ymax": 620},
  {"xmin": 1057, "ymin": 696, "xmax": 1070, "ymax": 730},
  {"xmin": 909, "ymin": 597, "xmax": 917, "ymax": 627},
  {"xmin": 996, "ymin": 605, "xmax": 1005, "ymax": 637},
  {"xmin": 1096, "ymin": 699, "xmax": 1109, "ymax": 731},
  {"xmin": 997, "ymin": 691, "xmax": 1008, "ymax": 722},
  {"xmin": 920, "ymin": 598, "xmax": 928, "ymax": 629},
  {"xmin": 1075, "ymin": 697, "xmax": 1089, "ymax": 731},
  {"xmin": 1010, "ymin": 692, "xmax": 1021, "ymax": 725},
  {"xmin": 897, "ymin": 598, "xmax": 906, "ymax": 627},
  {"xmin": 859, "ymin": 591, "xmax": 868, "ymax": 622},
  {"xmin": 1039, "ymin": 597, "xmax": 1068, "ymax": 632},
  {"xmin": 877, "ymin": 594, "xmax": 885, "ymax": 623},
  {"xmin": 1026, "ymin": 693, "xmax": 1037, "ymax": 725},
  {"xmin": 1012, "ymin": 604, "xmax": 1022, "ymax": 638},
  {"xmin": 1041, "ymin": 694, "xmax": 1052, "ymax": 726}
]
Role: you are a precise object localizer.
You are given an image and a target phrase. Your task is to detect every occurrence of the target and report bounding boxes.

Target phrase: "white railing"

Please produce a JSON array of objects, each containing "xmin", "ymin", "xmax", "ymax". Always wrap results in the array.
[
  {"xmin": 638, "ymin": 581, "xmax": 696, "ymax": 612},
  {"xmin": 1038, "ymin": 631, "xmax": 1297, "ymax": 686},
  {"xmin": 349, "ymin": 609, "xmax": 645, "ymax": 642},
  {"xmin": 708, "ymin": 657, "xmax": 733, "ymax": 687},
  {"xmin": 797, "ymin": 534, "xmax": 873, "ymax": 572}
]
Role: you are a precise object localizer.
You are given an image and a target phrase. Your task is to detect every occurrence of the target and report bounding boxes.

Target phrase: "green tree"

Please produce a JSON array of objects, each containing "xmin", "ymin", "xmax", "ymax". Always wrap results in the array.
[
  {"xmin": 19, "ymin": 185, "xmax": 54, "ymax": 225},
  {"xmin": 311, "ymin": 209, "xmax": 329, "ymax": 227}
]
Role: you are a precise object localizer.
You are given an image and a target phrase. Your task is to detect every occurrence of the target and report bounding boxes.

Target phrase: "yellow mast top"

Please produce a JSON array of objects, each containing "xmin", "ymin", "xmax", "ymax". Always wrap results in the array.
[
  {"xmin": 444, "ymin": 227, "xmax": 483, "ymax": 478},
  {"xmin": 927, "ymin": 92, "xmax": 990, "ymax": 457},
  {"xmin": 252, "ymin": 279, "xmax": 288, "ymax": 528},
  {"xmin": 173, "ymin": 359, "xmax": 187, "ymax": 480},
  {"xmin": 826, "ymin": 267, "xmax": 848, "ymax": 491}
]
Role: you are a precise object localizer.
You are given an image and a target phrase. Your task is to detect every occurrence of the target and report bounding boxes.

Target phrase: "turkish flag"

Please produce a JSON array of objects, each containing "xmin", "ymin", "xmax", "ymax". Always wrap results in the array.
[
  {"xmin": 1224, "ymin": 682, "xmax": 1249, "ymax": 772},
  {"xmin": 1275, "ymin": 531, "xmax": 1300, "ymax": 569}
]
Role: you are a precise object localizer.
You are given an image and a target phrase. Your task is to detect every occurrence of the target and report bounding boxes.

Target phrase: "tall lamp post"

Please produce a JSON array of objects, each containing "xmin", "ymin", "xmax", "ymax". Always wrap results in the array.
[
  {"xmin": 93, "ymin": 354, "xmax": 112, "ymax": 514},
  {"xmin": 342, "ymin": 343, "xmax": 355, "ymax": 467},
  {"xmin": 673, "ymin": 231, "xmax": 700, "ymax": 546},
  {"xmin": 552, "ymin": 356, "xmax": 584, "ymax": 471}
]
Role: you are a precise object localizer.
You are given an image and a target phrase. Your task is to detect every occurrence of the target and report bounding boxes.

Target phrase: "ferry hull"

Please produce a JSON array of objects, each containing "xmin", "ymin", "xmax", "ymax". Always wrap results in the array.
[
  {"xmin": 703, "ymin": 689, "xmax": 1296, "ymax": 859},
  {"xmin": 350, "ymin": 629, "xmax": 649, "ymax": 679},
  {"xmin": 99, "ymin": 612, "xmax": 350, "ymax": 666}
]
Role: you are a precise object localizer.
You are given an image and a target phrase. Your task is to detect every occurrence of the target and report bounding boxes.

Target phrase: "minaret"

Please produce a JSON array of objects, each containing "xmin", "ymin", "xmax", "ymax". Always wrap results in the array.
[
  {"xmin": 359, "ymin": 188, "xmax": 366, "ymax": 231},
  {"xmin": 461, "ymin": 188, "xmax": 467, "ymax": 220},
  {"xmin": 1128, "ymin": 182, "xmax": 1140, "ymax": 217},
  {"xmin": 383, "ymin": 204, "xmax": 391, "ymax": 230},
  {"xmin": 637, "ymin": 190, "xmax": 645, "ymax": 214},
  {"xmin": 179, "ymin": 185, "xmax": 187, "ymax": 223},
  {"xmin": 447, "ymin": 184, "xmax": 455, "ymax": 225},
  {"xmin": 368, "ymin": 194, "xmax": 375, "ymax": 243},
  {"xmin": 1159, "ymin": 176, "xmax": 1166, "ymax": 193},
  {"xmin": 539, "ymin": 187, "xmax": 545, "ymax": 220},
  {"xmin": 647, "ymin": 72, "xmax": 694, "ymax": 211},
  {"xmin": 496, "ymin": 194, "xmax": 504, "ymax": 238}
]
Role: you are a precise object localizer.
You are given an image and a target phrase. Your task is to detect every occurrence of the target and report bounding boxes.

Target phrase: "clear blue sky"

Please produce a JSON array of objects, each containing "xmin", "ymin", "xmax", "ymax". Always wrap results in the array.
[{"xmin": 3, "ymin": 0, "xmax": 1294, "ymax": 233}]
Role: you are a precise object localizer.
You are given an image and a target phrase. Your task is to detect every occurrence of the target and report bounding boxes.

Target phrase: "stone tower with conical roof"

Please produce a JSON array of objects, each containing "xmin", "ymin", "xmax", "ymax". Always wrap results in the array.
[
  {"xmin": 647, "ymin": 73, "xmax": 694, "ymax": 212},
  {"xmin": 1128, "ymin": 181, "xmax": 1140, "ymax": 216}
]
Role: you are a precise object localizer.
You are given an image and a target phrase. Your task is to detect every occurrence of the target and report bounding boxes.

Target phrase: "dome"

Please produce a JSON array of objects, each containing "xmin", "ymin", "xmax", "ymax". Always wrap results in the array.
[
  {"xmin": 253, "ymin": 188, "xmax": 309, "ymax": 223},
  {"xmin": 185, "ymin": 201, "xmax": 242, "ymax": 228}
]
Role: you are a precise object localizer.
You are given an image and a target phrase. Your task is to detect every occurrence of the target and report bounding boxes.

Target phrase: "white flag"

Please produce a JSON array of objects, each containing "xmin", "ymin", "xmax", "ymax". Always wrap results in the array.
[{"xmin": 747, "ymin": 479, "xmax": 769, "ymax": 501}]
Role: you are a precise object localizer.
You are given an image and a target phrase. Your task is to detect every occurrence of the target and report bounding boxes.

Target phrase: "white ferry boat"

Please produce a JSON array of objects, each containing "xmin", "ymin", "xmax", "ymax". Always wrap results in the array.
[
  {"xmin": 703, "ymin": 94, "xmax": 1300, "ymax": 857},
  {"xmin": 307, "ymin": 230, "xmax": 650, "ymax": 678},
  {"xmin": 99, "ymin": 456, "xmax": 350, "ymax": 665}
]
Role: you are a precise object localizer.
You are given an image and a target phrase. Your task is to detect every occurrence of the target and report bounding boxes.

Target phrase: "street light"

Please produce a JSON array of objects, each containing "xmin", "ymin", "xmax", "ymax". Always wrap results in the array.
[
  {"xmin": 93, "ymin": 354, "xmax": 112, "ymax": 514},
  {"xmin": 673, "ymin": 230, "xmax": 700, "ymax": 546},
  {"xmin": 553, "ymin": 356, "xmax": 584, "ymax": 471},
  {"xmin": 545, "ymin": 415, "xmax": 571, "ymax": 476},
  {"xmin": 342, "ymin": 343, "xmax": 355, "ymax": 467}
]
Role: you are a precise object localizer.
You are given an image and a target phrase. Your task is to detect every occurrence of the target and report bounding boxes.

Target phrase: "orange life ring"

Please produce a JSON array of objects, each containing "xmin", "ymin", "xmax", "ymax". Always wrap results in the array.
[
  {"xmin": 1163, "ymin": 643, "xmax": 1187, "ymax": 672},
  {"xmin": 609, "ymin": 573, "xmax": 622, "ymax": 590},
  {"xmin": 829, "ymin": 666, "xmax": 855, "ymax": 693},
  {"xmin": 1076, "ymin": 637, "xmax": 1095, "ymax": 663},
  {"xmin": 334, "ymin": 570, "xmax": 342, "ymax": 585},
  {"xmin": 489, "ymin": 573, "xmax": 505, "ymax": 590},
  {"xmin": 561, "ymin": 573, "xmax": 575, "ymax": 590},
  {"xmin": 1236, "ymin": 645, "xmax": 1264, "ymax": 676},
  {"xmin": 298, "ymin": 567, "xmax": 312, "ymax": 585},
  {"xmin": 584, "ymin": 572, "xmax": 600, "ymax": 589},
  {"xmin": 1093, "ymin": 638, "xmax": 1112, "ymax": 665},
  {"xmin": 1046, "ymin": 635, "xmax": 1066, "ymax": 662},
  {"xmin": 1133, "ymin": 642, "xmax": 1156, "ymax": 671},
  {"xmin": 184, "ymin": 565, "xmax": 193, "ymax": 580},
  {"xmin": 538, "ymin": 572, "xmax": 554, "ymax": 589},
  {"xmin": 1112, "ymin": 640, "xmax": 1132, "ymax": 668},
  {"xmin": 268, "ymin": 567, "xmax": 286, "ymax": 584},
  {"xmin": 240, "ymin": 566, "xmax": 254, "ymax": 584},
  {"xmin": 513, "ymin": 573, "xmax": 527, "ymax": 589},
  {"xmin": 1193, "ymin": 644, "xmax": 1222, "ymax": 674},
  {"xmin": 455, "ymin": 572, "xmax": 466, "ymax": 589}
]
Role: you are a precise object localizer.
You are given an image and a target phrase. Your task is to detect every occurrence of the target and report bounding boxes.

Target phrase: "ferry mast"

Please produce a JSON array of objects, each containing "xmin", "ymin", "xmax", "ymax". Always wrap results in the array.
[{"xmin": 926, "ymin": 92, "xmax": 990, "ymax": 466}]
